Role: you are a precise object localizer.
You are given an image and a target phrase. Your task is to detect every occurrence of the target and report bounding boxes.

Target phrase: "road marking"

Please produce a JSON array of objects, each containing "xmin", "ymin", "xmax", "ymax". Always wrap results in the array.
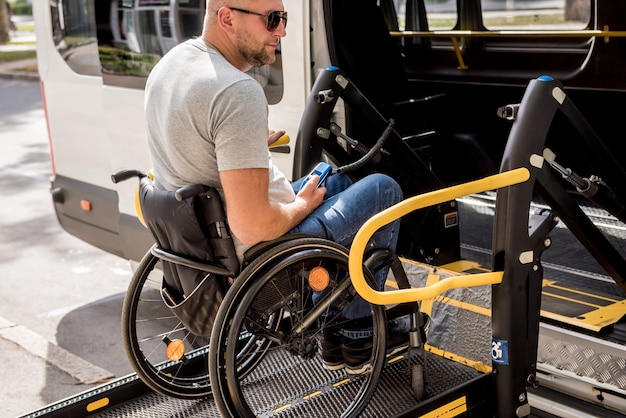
[{"xmin": 0, "ymin": 315, "xmax": 114, "ymax": 384}]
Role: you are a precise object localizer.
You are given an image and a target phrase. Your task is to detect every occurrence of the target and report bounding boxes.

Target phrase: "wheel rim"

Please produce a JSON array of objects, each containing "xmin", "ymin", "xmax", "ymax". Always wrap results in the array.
[{"xmin": 213, "ymin": 239, "xmax": 386, "ymax": 417}]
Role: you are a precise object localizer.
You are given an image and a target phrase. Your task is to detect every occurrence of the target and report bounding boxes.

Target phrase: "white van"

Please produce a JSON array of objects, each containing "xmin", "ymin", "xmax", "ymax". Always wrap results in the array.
[{"xmin": 35, "ymin": 0, "xmax": 606, "ymax": 264}]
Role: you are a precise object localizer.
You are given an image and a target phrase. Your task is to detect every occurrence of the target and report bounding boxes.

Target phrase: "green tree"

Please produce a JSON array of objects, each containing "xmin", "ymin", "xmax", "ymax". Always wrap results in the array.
[{"xmin": 0, "ymin": 0, "xmax": 10, "ymax": 44}]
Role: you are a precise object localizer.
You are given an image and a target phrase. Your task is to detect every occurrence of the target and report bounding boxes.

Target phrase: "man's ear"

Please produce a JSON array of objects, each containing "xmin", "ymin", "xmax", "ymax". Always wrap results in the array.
[{"xmin": 216, "ymin": 6, "xmax": 236, "ymax": 34}]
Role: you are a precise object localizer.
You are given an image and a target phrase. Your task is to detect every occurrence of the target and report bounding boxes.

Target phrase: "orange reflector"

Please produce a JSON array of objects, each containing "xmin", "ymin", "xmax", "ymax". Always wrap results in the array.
[
  {"xmin": 86, "ymin": 397, "xmax": 110, "ymax": 412},
  {"xmin": 166, "ymin": 339, "xmax": 185, "ymax": 361},
  {"xmin": 309, "ymin": 266, "xmax": 330, "ymax": 292},
  {"xmin": 80, "ymin": 199, "xmax": 92, "ymax": 211}
]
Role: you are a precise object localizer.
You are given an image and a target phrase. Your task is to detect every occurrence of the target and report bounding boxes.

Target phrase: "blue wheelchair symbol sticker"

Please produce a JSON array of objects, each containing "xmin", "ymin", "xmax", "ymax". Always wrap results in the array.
[{"xmin": 491, "ymin": 339, "xmax": 509, "ymax": 365}]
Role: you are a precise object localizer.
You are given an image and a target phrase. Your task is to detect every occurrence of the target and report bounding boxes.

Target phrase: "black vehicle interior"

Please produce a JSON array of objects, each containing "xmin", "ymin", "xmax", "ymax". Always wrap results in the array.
[{"xmin": 324, "ymin": 0, "xmax": 498, "ymax": 187}]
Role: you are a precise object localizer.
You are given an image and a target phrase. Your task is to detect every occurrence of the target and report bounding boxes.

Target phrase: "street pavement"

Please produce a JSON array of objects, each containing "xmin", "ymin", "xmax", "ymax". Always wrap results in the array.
[
  {"xmin": 0, "ymin": 77, "xmax": 135, "ymax": 418},
  {"xmin": 1, "ymin": 25, "xmax": 135, "ymax": 417}
]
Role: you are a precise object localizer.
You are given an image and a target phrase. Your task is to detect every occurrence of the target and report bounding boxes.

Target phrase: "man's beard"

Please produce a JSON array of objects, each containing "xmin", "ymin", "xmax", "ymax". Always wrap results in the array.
[
  {"xmin": 236, "ymin": 30, "xmax": 277, "ymax": 67},
  {"xmin": 241, "ymin": 45, "xmax": 275, "ymax": 67}
]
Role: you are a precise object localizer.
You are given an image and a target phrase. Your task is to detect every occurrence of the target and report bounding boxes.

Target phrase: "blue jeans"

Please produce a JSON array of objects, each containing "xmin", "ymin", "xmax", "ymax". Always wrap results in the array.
[{"xmin": 289, "ymin": 172, "xmax": 403, "ymax": 328}]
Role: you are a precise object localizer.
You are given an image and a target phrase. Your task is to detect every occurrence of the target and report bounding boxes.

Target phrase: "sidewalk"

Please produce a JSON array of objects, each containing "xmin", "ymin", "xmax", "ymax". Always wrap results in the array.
[
  {"xmin": 0, "ymin": 55, "xmax": 38, "ymax": 79},
  {"xmin": 0, "ymin": 61, "xmax": 39, "ymax": 81},
  {"xmin": 0, "ymin": 16, "xmax": 39, "ymax": 81}
]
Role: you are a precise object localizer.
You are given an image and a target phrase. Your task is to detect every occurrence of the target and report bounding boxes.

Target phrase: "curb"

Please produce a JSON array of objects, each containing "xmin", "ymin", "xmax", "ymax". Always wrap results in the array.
[
  {"xmin": 0, "ymin": 70, "xmax": 39, "ymax": 81},
  {"xmin": 0, "ymin": 56, "xmax": 39, "ymax": 81},
  {"xmin": 0, "ymin": 59, "xmax": 40, "ymax": 81},
  {"xmin": 0, "ymin": 317, "xmax": 115, "ymax": 385}
]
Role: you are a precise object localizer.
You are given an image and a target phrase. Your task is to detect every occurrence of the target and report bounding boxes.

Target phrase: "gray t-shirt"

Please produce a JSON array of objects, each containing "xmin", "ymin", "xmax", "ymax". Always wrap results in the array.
[{"xmin": 145, "ymin": 37, "xmax": 295, "ymax": 260}]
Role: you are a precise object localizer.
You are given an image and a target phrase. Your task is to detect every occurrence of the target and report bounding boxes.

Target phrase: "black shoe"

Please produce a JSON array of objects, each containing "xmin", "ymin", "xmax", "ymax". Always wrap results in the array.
[
  {"xmin": 320, "ymin": 317, "xmax": 344, "ymax": 371},
  {"xmin": 342, "ymin": 335, "xmax": 373, "ymax": 374},
  {"xmin": 386, "ymin": 328, "xmax": 410, "ymax": 357},
  {"xmin": 342, "ymin": 328, "xmax": 410, "ymax": 375}
]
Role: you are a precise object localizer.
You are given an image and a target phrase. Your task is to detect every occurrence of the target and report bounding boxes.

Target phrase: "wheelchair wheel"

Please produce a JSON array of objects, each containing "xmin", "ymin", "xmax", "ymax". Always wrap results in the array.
[
  {"xmin": 209, "ymin": 237, "xmax": 387, "ymax": 417},
  {"xmin": 123, "ymin": 246, "xmax": 276, "ymax": 398},
  {"xmin": 121, "ymin": 247, "xmax": 212, "ymax": 398}
]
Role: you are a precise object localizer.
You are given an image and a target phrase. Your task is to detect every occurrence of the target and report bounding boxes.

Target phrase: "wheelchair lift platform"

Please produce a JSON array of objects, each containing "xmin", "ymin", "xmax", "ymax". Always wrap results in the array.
[{"xmin": 20, "ymin": 198, "xmax": 626, "ymax": 418}]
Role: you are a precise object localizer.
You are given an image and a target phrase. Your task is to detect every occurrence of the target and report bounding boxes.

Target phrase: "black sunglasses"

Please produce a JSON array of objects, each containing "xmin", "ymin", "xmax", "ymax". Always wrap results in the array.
[{"xmin": 228, "ymin": 7, "xmax": 288, "ymax": 31}]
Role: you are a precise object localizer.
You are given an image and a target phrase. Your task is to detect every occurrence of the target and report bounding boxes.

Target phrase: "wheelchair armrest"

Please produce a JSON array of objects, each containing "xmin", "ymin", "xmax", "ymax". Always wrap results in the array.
[
  {"xmin": 151, "ymin": 246, "xmax": 234, "ymax": 277},
  {"xmin": 175, "ymin": 183, "xmax": 212, "ymax": 201}
]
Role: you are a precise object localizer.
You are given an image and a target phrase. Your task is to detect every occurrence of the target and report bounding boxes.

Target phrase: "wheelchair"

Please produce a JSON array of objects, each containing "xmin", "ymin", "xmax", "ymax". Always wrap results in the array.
[{"xmin": 111, "ymin": 104, "xmax": 427, "ymax": 415}]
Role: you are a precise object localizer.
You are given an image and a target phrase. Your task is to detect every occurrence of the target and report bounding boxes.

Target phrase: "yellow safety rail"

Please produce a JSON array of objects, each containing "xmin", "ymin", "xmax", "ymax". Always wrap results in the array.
[
  {"xmin": 348, "ymin": 167, "xmax": 530, "ymax": 305},
  {"xmin": 392, "ymin": 26, "xmax": 626, "ymax": 69}
]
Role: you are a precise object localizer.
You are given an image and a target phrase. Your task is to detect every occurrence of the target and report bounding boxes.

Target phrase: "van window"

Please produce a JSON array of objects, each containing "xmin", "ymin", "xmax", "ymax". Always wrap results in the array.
[
  {"xmin": 49, "ymin": 0, "xmax": 284, "ymax": 102},
  {"xmin": 50, "ymin": 0, "xmax": 100, "ymax": 76},
  {"xmin": 481, "ymin": 0, "xmax": 590, "ymax": 30},
  {"xmin": 392, "ymin": 0, "xmax": 590, "ymax": 31},
  {"xmin": 391, "ymin": 0, "xmax": 459, "ymax": 31},
  {"xmin": 423, "ymin": 0, "xmax": 456, "ymax": 30}
]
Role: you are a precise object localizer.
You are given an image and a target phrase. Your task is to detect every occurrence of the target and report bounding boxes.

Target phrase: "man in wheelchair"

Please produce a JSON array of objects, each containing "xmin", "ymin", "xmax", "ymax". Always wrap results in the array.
[{"xmin": 144, "ymin": 0, "xmax": 408, "ymax": 374}]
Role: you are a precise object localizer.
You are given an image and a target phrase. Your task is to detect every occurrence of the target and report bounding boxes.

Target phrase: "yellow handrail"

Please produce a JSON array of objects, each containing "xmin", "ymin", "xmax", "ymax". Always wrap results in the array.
[{"xmin": 348, "ymin": 167, "xmax": 530, "ymax": 305}]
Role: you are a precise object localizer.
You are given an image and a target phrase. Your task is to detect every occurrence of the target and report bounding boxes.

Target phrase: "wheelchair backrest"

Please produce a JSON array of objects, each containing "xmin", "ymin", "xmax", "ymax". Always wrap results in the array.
[{"xmin": 138, "ymin": 177, "xmax": 239, "ymax": 298}]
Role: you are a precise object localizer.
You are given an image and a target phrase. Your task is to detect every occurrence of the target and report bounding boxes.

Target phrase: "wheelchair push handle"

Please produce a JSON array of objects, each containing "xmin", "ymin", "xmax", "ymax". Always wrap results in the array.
[{"xmin": 111, "ymin": 169, "xmax": 146, "ymax": 184}]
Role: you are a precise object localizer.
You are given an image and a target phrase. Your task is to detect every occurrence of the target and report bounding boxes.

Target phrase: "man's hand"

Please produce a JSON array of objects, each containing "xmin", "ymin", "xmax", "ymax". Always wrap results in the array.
[
  {"xmin": 268, "ymin": 130, "xmax": 286, "ymax": 146},
  {"xmin": 295, "ymin": 174, "xmax": 326, "ymax": 206}
]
